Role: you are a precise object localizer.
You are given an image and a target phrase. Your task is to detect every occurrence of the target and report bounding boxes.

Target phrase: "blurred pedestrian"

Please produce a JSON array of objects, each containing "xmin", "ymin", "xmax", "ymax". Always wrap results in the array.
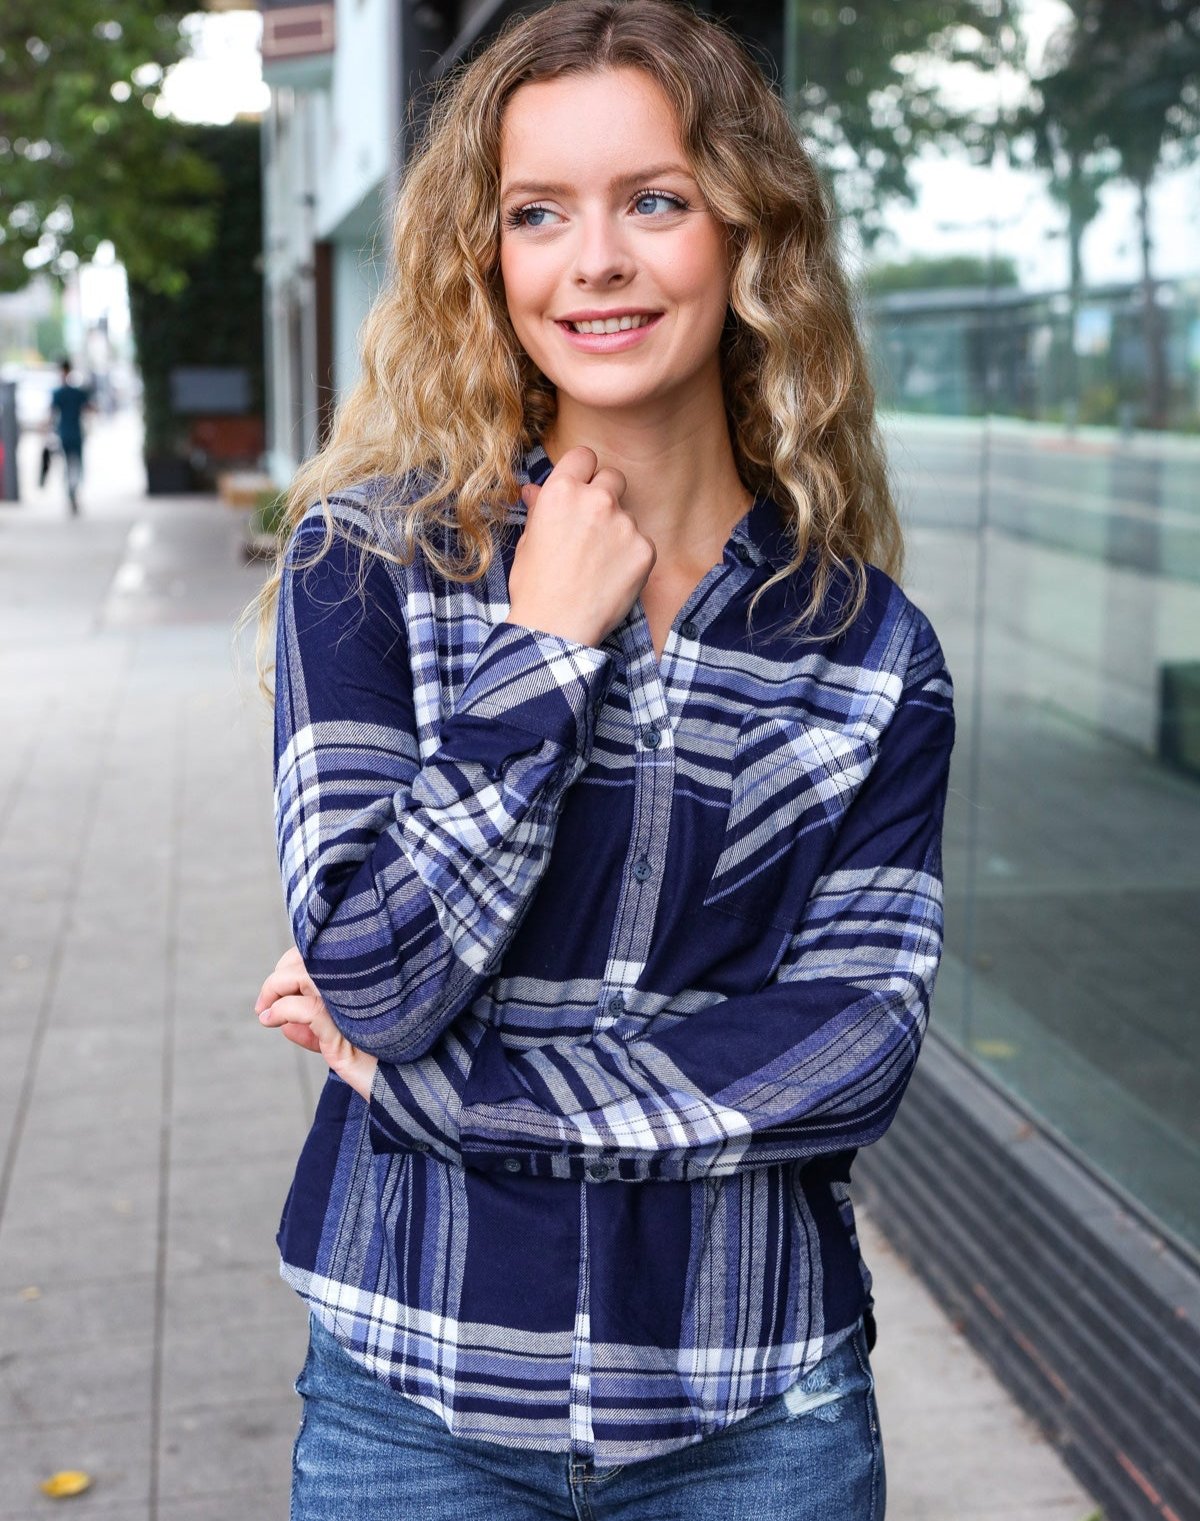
[
  {"xmin": 49, "ymin": 359, "xmax": 91, "ymax": 515},
  {"xmin": 253, "ymin": 2, "xmax": 955, "ymax": 1517}
]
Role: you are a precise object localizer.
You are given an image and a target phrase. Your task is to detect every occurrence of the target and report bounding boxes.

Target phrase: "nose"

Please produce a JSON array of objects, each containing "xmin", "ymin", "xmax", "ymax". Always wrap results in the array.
[{"xmin": 571, "ymin": 209, "xmax": 635, "ymax": 288}]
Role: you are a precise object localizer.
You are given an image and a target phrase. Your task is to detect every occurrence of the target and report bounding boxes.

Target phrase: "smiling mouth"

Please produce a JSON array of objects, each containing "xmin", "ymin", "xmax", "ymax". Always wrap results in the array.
[{"xmin": 560, "ymin": 314, "xmax": 660, "ymax": 334}]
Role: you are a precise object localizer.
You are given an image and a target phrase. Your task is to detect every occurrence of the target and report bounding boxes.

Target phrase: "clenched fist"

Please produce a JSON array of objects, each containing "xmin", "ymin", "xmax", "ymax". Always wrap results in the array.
[{"xmin": 505, "ymin": 445, "xmax": 656, "ymax": 648}]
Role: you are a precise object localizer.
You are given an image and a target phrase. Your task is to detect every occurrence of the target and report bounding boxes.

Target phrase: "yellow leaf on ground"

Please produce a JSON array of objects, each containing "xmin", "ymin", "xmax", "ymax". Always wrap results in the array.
[{"xmin": 39, "ymin": 1471, "xmax": 92, "ymax": 1498}]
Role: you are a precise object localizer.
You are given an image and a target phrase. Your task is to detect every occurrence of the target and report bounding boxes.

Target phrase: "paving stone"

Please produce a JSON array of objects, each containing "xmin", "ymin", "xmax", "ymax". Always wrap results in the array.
[
  {"xmin": 0, "ymin": 1176, "xmax": 160, "ymax": 1290},
  {"xmin": 160, "ymin": 1304, "xmax": 308, "ymax": 1413},
  {"xmin": 163, "ymin": 1262, "xmax": 299, "ymax": 1327},
  {"xmin": 165, "ymin": 1155, "xmax": 298, "ymax": 1278},
  {"xmin": 0, "ymin": 1332, "xmax": 154, "ymax": 1429},
  {"xmin": 0, "ymin": 1274, "xmax": 157, "ymax": 1355},
  {"xmin": 157, "ymin": 1395, "xmax": 299, "ymax": 1508},
  {"xmin": 0, "ymin": 1412, "xmax": 151, "ymax": 1520},
  {"xmin": 859, "ymin": 1211, "xmax": 1095, "ymax": 1520}
]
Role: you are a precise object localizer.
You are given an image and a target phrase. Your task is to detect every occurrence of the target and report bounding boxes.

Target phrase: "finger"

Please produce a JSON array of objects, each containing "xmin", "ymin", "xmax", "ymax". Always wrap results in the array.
[
  {"xmin": 549, "ymin": 445, "xmax": 597, "ymax": 483},
  {"xmin": 275, "ymin": 945, "xmax": 304, "ymax": 974},
  {"xmin": 280, "ymin": 1022, "xmax": 322, "ymax": 1053},
  {"xmin": 254, "ymin": 969, "xmax": 306, "ymax": 1011},
  {"xmin": 258, "ymin": 993, "xmax": 322, "ymax": 1028},
  {"xmin": 589, "ymin": 465, "xmax": 627, "ymax": 502},
  {"xmin": 520, "ymin": 482, "xmax": 541, "ymax": 510}
]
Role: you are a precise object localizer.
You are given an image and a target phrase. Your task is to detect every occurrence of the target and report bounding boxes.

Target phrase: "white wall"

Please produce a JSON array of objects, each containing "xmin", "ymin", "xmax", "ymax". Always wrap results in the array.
[
  {"xmin": 333, "ymin": 215, "xmax": 387, "ymax": 401},
  {"xmin": 260, "ymin": 0, "xmax": 394, "ymax": 479},
  {"xmin": 316, "ymin": 0, "xmax": 392, "ymax": 240}
]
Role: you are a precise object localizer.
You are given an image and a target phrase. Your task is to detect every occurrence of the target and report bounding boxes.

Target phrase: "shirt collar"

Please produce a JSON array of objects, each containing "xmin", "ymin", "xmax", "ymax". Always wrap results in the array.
[{"xmin": 517, "ymin": 441, "xmax": 794, "ymax": 572}]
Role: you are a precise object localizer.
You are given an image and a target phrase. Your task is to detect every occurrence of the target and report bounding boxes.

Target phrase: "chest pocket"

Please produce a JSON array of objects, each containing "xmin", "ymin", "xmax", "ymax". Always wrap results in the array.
[{"xmin": 702, "ymin": 714, "xmax": 878, "ymax": 931}]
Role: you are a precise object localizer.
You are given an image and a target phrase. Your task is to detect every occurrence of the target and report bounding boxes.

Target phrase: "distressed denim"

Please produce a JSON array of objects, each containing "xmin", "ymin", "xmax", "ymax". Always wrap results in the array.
[{"xmin": 291, "ymin": 1311, "xmax": 885, "ymax": 1520}]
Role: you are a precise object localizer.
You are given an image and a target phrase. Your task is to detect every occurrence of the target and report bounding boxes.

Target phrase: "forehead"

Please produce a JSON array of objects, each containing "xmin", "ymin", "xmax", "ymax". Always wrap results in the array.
[{"xmin": 499, "ymin": 67, "xmax": 688, "ymax": 186}]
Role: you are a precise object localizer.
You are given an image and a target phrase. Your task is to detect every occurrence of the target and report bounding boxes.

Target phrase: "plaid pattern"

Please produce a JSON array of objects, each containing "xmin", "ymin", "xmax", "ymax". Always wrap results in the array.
[{"xmin": 272, "ymin": 443, "xmax": 955, "ymax": 1462}]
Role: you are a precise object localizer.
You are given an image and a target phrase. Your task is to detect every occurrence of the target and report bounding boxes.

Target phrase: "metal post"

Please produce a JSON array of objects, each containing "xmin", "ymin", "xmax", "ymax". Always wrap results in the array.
[{"xmin": 0, "ymin": 381, "xmax": 19, "ymax": 502}]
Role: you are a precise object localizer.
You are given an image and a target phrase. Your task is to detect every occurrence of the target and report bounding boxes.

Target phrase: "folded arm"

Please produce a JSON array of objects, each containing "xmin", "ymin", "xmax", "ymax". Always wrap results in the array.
[
  {"xmin": 367, "ymin": 639, "xmax": 955, "ymax": 1178},
  {"xmin": 273, "ymin": 511, "xmax": 615, "ymax": 1063}
]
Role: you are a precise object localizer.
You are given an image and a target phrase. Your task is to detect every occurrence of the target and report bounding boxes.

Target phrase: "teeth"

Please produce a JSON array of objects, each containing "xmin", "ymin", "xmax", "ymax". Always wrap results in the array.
[{"xmin": 569, "ymin": 314, "xmax": 654, "ymax": 334}]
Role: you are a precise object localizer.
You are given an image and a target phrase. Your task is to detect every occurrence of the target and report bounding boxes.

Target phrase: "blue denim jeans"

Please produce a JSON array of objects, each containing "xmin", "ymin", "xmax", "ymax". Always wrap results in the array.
[{"xmin": 291, "ymin": 1312, "xmax": 885, "ymax": 1520}]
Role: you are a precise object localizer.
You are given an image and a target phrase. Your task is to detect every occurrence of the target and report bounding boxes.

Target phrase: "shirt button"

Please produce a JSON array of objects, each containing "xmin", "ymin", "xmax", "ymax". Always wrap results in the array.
[
  {"xmin": 640, "ymin": 724, "xmax": 662, "ymax": 749},
  {"xmin": 503, "ymin": 1158, "xmax": 522, "ymax": 1174},
  {"xmin": 632, "ymin": 856, "xmax": 652, "ymax": 882},
  {"xmin": 587, "ymin": 1162, "xmax": 611, "ymax": 1181},
  {"xmin": 733, "ymin": 542, "xmax": 754, "ymax": 565},
  {"xmin": 606, "ymin": 992, "xmax": 625, "ymax": 1015},
  {"xmin": 680, "ymin": 619, "xmax": 699, "ymax": 640}
]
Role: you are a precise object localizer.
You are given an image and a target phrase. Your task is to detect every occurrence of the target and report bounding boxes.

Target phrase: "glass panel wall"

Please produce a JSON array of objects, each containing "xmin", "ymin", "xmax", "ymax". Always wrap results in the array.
[{"xmin": 795, "ymin": 0, "xmax": 1200, "ymax": 1255}]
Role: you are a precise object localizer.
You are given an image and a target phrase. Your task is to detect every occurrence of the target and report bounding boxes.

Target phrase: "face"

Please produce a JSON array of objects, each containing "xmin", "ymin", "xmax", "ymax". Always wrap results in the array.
[{"xmin": 498, "ymin": 67, "xmax": 731, "ymax": 424}]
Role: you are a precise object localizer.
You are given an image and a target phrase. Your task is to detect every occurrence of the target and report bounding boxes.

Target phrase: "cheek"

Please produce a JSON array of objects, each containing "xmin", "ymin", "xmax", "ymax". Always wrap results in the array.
[
  {"xmin": 500, "ymin": 243, "xmax": 554, "ymax": 346},
  {"xmin": 665, "ymin": 229, "xmax": 730, "ymax": 323}
]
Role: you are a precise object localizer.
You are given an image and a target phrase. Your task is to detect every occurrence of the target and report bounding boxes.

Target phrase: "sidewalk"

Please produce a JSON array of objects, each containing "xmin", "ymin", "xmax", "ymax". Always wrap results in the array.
[{"xmin": 0, "ymin": 417, "xmax": 1099, "ymax": 1519}]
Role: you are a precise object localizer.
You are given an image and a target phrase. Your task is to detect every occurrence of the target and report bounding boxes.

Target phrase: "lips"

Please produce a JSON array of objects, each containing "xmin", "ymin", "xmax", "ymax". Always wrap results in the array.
[
  {"xmin": 563, "ymin": 313, "xmax": 657, "ymax": 334},
  {"xmin": 553, "ymin": 311, "xmax": 665, "ymax": 351}
]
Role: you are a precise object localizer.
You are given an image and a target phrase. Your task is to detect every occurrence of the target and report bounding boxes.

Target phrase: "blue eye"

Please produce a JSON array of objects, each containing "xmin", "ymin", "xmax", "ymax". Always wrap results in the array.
[
  {"xmin": 505, "ymin": 203, "xmax": 559, "ymax": 230},
  {"xmin": 633, "ymin": 192, "xmax": 685, "ymax": 216}
]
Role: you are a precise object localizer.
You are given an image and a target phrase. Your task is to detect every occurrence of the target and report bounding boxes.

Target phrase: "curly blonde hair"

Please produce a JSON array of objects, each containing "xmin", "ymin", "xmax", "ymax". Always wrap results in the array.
[{"xmin": 253, "ymin": 0, "xmax": 903, "ymax": 682}]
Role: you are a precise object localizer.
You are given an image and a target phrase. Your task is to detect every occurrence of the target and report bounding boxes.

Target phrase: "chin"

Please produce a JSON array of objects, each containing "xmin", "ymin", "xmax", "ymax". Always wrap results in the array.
[{"xmin": 539, "ymin": 366, "xmax": 672, "ymax": 410}]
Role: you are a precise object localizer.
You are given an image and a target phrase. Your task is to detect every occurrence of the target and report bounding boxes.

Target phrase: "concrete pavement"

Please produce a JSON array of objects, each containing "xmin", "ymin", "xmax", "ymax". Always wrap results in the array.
[{"xmin": 0, "ymin": 413, "xmax": 1099, "ymax": 1518}]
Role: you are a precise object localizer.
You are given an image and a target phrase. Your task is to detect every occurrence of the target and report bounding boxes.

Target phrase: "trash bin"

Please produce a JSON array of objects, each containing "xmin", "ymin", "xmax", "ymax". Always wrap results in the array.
[{"xmin": 1159, "ymin": 661, "xmax": 1200, "ymax": 780}]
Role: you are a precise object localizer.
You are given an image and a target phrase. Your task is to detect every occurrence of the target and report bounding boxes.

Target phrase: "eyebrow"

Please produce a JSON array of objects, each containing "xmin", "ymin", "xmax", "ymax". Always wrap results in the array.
[{"xmin": 500, "ymin": 163, "xmax": 695, "ymax": 199}]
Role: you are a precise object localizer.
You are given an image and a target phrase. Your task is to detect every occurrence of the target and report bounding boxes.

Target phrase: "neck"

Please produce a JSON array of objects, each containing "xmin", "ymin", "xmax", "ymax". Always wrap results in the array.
[{"xmin": 543, "ymin": 377, "xmax": 752, "ymax": 574}]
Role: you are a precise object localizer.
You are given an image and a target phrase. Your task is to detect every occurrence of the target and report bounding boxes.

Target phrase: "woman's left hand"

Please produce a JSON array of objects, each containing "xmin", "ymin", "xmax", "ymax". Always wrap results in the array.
[{"xmin": 255, "ymin": 946, "xmax": 377, "ymax": 1101}]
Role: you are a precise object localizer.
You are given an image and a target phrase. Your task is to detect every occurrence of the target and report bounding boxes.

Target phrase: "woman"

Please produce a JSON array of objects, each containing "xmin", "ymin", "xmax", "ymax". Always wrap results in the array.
[{"xmin": 254, "ymin": 2, "xmax": 954, "ymax": 1516}]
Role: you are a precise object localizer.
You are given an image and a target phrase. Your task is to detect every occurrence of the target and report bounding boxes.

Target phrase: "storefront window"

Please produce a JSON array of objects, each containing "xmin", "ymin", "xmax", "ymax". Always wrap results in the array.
[{"xmin": 833, "ymin": 0, "xmax": 1200, "ymax": 1255}]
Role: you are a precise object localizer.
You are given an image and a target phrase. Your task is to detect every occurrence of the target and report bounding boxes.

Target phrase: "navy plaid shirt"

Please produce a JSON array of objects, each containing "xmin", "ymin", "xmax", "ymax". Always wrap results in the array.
[{"xmin": 272, "ymin": 443, "xmax": 955, "ymax": 1463}]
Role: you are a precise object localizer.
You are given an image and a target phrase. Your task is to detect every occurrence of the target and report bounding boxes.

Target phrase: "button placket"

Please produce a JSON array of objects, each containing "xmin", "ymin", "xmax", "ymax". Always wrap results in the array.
[{"xmin": 594, "ymin": 618, "xmax": 676, "ymax": 1036}]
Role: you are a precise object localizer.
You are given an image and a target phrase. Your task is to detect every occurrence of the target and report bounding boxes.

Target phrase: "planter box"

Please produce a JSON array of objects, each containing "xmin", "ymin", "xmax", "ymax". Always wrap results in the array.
[{"xmin": 145, "ymin": 455, "xmax": 196, "ymax": 495}]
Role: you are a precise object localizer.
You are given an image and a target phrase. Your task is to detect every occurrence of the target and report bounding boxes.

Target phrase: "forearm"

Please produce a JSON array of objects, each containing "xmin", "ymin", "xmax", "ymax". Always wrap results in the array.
[
  {"xmin": 365, "ymin": 702, "xmax": 953, "ymax": 1176},
  {"xmin": 275, "ymin": 517, "xmax": 614, "ymax": 1062}
]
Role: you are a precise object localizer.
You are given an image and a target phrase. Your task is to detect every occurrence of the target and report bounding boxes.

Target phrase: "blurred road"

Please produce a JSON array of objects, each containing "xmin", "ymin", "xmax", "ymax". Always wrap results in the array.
[
  {"xmin": 0, "ymin": 411, "xmax": 1097, "ymax": 1518},
  {"xmin": 888, "ymin": 414, "xmax": 1200, "ymax": 583}
]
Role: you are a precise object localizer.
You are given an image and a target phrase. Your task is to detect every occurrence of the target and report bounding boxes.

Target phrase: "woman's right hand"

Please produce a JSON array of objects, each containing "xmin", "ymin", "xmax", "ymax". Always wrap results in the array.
[{"xmin": 506, "ymin": 445, "xmax": 656, "ymax": 648}]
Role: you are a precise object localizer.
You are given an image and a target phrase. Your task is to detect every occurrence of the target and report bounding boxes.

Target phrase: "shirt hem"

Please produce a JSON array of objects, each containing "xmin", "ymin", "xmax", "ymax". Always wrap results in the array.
[{"xmin": 279, "ymin": 1256, "xmax": 865, "ymax": 1465}]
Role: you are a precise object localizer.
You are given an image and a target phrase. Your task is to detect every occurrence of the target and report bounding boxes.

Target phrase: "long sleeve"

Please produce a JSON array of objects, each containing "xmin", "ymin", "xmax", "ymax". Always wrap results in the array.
[
  {"xmin": 273, "ymin": 511, "xmax": 616, "ymax": 1062},
  {"xmin": 366, "ymin": 638, "xmax": 954, "ymax": 1178}
]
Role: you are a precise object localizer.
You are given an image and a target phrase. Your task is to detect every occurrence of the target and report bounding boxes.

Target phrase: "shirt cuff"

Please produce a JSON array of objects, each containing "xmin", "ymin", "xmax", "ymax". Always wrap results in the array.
[
  {"xmin": 367, "ymin": 1062, "xmax": 460, "ymax": 1163},
  {"xmin": 439, "ymin": 620, "xmax": 615, "ymax": 762}
]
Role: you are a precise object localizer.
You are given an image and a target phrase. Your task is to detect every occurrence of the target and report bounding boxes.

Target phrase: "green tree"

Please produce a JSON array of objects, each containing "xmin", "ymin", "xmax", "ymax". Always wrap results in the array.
[
  {"xmin": 781, "ymin": 0, "xmax": 1021, "ymax": 238},
  {"xmin": 1029, "ymin": 0, "xmax": 1200, "ymax": 427},
  {"xmin": 0, "ymin": 1, "xmax": 219, "ymax": 293},
  {"xmin": 1017, "ymin": 23, "xmax": 1114, "ymax": 419},
  {"xmin": 128, "ymin": 121, "xmax": 263, "ymax": 465},
  {"xmin": 1086, "ymin": 0, "xmax": 1200, "ymax": 427}
]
